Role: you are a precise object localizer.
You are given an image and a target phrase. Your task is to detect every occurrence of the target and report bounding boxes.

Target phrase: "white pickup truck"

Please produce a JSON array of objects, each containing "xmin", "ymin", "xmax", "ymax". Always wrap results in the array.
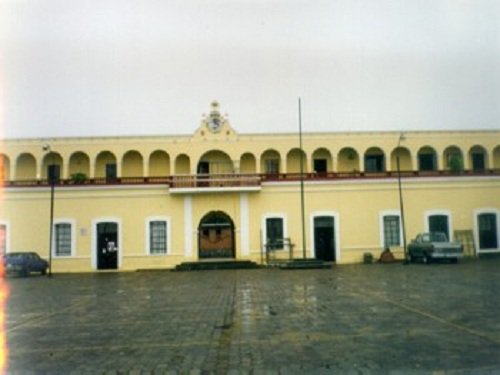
[{"xmin": 408, "ymin": 232, "xmax": 463, "ymax": 264}]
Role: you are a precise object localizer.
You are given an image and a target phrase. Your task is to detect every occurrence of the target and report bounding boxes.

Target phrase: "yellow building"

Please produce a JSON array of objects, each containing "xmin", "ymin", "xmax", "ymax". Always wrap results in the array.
[{"xmin": 1, "ymin": 102, "xmax": 500, "ymax": 272}]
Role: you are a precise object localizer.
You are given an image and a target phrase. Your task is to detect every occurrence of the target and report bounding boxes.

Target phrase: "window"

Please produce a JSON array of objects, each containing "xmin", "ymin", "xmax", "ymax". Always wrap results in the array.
[
  {"xmin": 54, "ymin": 222, "xmax": 72, "ymax": 256},
  {"xmin": 428, "ymin": 214, "xmax": 450, "ymax": 240},
  {"xmin": 266, "ymin": 217, "xmax": 284, "ymax": 250},
  {"xmin": 383, "ymin": 215, "xmax": 401, "ymax": 247},
  {"xmin": 0, "ymin": 224, "xmax": 6, "ymax": 255},
  {"xmin": 149, "ymin": 221, "xmax": 167, "ymax": 254},
  {"xmin": 265, "ymin": 159, "xmax": 279, "ymax": 174},
  {"xmin": 365, "ymin": 155, "xmax": 384, "ymax": 172},
  {"xmin": 478, "ymin": 213, "xmax": 498, "ymax": 250}
]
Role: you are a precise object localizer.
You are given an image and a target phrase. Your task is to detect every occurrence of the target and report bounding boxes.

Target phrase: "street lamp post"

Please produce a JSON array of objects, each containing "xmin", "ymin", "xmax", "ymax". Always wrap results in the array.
[
  {"xmin": 43, "ymin": 144, "xmax": 54, "ymax": 277},
  {"xmin": 298, "ymin": 98, "xmax": 306, "ymax": 259},
  {"xmin": 396, "ymin": 134, "xmax": 409, "ymax": 265}
]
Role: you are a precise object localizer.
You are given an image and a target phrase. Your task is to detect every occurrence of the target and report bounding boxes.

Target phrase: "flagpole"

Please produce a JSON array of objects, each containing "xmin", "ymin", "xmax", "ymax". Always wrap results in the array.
[{"xmin": 299, "ymin": 98, "xmax": 306, "ymax": 259}]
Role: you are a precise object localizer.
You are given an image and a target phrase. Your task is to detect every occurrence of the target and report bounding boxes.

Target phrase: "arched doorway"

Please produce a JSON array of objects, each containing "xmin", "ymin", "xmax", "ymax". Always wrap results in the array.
[{"xmin": 198, "ymin": 211, "xmax": 235, "ymax": 259}]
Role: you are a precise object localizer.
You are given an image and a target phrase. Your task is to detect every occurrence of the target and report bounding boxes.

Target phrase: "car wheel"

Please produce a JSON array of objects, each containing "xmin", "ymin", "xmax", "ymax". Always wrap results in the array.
[
  {"xmin": 41, "ymin": 269, "xmax": 47, "ymax": 275},
  {"xmin": 422, "ymin": 254, "xmax": 431, "ymax": 264}
]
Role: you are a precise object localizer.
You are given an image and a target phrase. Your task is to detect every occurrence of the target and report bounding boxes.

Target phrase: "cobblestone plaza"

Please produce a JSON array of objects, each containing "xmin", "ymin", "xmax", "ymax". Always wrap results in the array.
[{"xmin": 6, "ymin": 259, "xmax": 500, "ymax": 374}]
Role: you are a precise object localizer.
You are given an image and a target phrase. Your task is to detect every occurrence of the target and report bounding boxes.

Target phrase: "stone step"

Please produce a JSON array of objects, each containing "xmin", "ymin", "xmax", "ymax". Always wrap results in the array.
[
  {"xmin": 174, "ymin": 260, "xmax": 260, "ymax": 271},
  {"xmin": 278, "ymin": 259, "xmax": 332, "ymax": 270}
]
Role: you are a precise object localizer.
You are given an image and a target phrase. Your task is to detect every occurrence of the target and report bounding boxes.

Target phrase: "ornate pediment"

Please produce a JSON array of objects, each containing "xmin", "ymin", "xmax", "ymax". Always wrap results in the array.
[{"xmin": 194, "ymin": 101, "xmax": 237, "ymax": 139}]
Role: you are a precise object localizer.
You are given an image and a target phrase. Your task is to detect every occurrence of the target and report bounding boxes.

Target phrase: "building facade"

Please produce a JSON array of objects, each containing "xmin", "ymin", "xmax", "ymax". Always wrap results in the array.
[{"xmin": 1, "ymin": 102, "xmax": 500, "ymax": 272}]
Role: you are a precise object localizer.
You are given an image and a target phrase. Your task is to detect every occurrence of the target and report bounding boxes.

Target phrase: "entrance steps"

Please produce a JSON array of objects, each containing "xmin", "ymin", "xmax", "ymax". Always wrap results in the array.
[
  {"xmin": 275, "ymin": 258, "xmax": 332, "ymax": 270},
  {"xmin": 174, "ymin": 259, "xmax": 260, "ymax": 271}
]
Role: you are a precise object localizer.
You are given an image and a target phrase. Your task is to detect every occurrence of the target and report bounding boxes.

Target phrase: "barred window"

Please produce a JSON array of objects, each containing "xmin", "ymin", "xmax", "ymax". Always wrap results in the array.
[
  {"xmin": 150, "ymin": 221, "xmax": 167, "ymax": 254},
  {"xmin": 266, "ymin": 217, "xmax": 284, "ymax": 250},
  {"xmin": 428, "ymin": 215, "xmax": 449, "ymax": 240},
  {"xmin": 383, "ymin": 215, "xmax": 401, "ymax": 247},
  {"xmin": 55, "ymin": 223, "xmax": 72, "ymax": 256}
]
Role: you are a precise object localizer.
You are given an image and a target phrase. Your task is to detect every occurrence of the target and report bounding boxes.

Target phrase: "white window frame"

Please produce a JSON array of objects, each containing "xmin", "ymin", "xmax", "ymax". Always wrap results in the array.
[
  {"xmin": 53, "ymin": 218, "xmax": 76, "ymax": 257},
  {"xmin": 474, "ymin": 208, "xmax": 500, "ymax": 253},
  {"xmin": 145, "ymin": 216, "xmax": 171, "ymax": 255},
  {"xmin": 91, "ymin": 217, "xmax": 122, "ymax": 270},
  {"xmin": 0, "ymin": 221, "xmax": 10, "ymax": 254},
  {"xmin": 424, "ymin": 210, "xmax": 453, "ymax": 240},
  {"xmin": 309, "ymin": 211, "xmax": 341, "ymax": 261},
  {"xmin": 379, "ymin": 210, "xmax": 402, "ymax": 248},
  {"xmin": 262, "ymin": 213, "xmax": 288, "ymax": 251}
]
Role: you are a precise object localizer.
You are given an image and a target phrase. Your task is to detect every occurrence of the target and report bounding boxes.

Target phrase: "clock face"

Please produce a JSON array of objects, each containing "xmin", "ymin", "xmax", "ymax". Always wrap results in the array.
[{"xmin": 208, "ymin": 117, "xmax": 221, "ymax": 132}]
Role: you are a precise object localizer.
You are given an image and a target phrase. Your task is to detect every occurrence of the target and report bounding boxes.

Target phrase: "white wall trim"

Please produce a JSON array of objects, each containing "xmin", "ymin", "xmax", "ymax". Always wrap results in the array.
[
  {"xmin": 240, "ymin": 194, "xmax": 250, "ymax": 256},
  {"xmin": 379, "ymin": 210, "xmax": 402, "ymax": 248},
  {"xmin": 0, "ymin": 221, "xmax": 11, "ymax": 254},
  {"xmin": 184, "ymin": 196, "xmax": 193, "ymax": 257},
  {"xmin": 309, "ymin": 211, "xmax": 341, "ymax": 262},
  {"xmin": 53, "ymin": 218, "xmax": 77, "ymax": 257},
  {"xmin": 473, "ymin": 208, "xmax": 500, "ymax": 252},
  {"xmin": 91, "ymin": 217, "xmax": 122, "ymax": 270},
  {"xmin": 261, "ymin": 213, "xmax": 288, "ymax": 251},
  {"xmin": 145, "ymin": 216, "xmax": 171, "ymax": 255}
]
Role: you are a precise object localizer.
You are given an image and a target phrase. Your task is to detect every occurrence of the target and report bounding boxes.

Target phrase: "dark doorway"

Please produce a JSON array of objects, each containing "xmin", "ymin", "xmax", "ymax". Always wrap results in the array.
[
  {"xmin": 198, "ymin": 211, "xmax": 235, "ymax": 259},
  {"xmin": 197, "ymin": 162, "xmax": 210, "ymax": 187},
  {"xmin": 314, "ymin": 216, "xmax": 336, "ymax": 261},
  {"xmin": 419, "ymin": 153, "xmax": 436, "ymax": 171},
  {"xmin": 106, "ymin": 163, "xmax": 117, "ymax": 182},
  {"xmin": 97, "ymin": 222, "xmax": 118, "ymax": 269},
  {"xmin": 478, "ymin": 213, "xmax": 498, "ymax": 250},
  {"xmin": 428, "ymin": 215, "xmax": 449, "ymax": 240},
  {"xmin": 472, "ymin": 153, "xmax": 485, "ymax": 171},
  {"xmin": 47, "ymin": 164, "xmax": 61, "ymax": 183},
  {"xmin": 197, "ymin": 161, "xmax": 209, "ymax": 174},
  {"xmin": 313, "ymin": 159, "xmax": 327, "ymax": 174},
  {"xmin": 365, "ymin": 155, "xmax": 384, "ymax": 172}
]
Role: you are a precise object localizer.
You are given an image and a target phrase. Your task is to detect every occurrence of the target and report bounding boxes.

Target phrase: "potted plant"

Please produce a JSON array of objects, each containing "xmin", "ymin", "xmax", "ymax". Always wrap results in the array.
[
  {"xmin": 70, "ymin": 172, "xmax": 87, "ymax": 184},
  {"xmin": 449, "ymin": 155, "xmax": 463, "ymax": 173}
]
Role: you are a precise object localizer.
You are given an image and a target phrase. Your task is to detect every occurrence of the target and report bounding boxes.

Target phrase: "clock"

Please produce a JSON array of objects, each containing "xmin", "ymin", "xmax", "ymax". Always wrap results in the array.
[{"xmin": 207, "ymin": 115, "xmax": 222, "ymax": 133}]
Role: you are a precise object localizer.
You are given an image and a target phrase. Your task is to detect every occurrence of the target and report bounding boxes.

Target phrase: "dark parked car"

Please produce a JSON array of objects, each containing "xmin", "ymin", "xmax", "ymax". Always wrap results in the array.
[
  {"xmin": 4, "ymin": 252, "xmax": 49, "ymax": 276},
  {"xmin": 408, "ymin": 232, "xmax": 463, "ymax": 264}
]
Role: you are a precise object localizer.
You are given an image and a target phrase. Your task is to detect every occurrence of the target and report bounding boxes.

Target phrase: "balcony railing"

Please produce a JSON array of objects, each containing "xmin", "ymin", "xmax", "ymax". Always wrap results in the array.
[
  {"xmin": 3, "ymin": 176, "xmax": 171, "ymax": 187},
  {"xmin": 170, "ymin": 174, "xmax": 261, "ymax": 190},
  {"xmin": 3, "ymin": 169, "xmax": 500, "ymax": 189},
  {"xmin": 261, "ymin": 169, "xmax": 500, "ymax": 181}
]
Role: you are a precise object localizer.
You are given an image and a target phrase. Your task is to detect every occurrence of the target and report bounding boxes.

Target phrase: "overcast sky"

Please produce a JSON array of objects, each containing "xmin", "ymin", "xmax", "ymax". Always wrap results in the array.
[{"xmin": 1, "ymin": 0, "xmax": 499, "ymax": 139}]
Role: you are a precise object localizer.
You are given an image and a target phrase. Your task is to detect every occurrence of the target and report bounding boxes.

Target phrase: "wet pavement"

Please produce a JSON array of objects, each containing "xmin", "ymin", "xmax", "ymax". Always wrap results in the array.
[{"xmin": 6, "ymin": 259, "xmax": 500, "ymax": 374}]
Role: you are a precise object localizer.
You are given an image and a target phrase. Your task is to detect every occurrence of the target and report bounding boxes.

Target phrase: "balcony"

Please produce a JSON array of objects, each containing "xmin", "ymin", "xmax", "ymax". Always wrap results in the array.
[
  {"xmin": 3, "ymin": 169, "xmax": 499, "ymax": 191},
  {"xmin": 169, "ymin": 174, "xmax": 261, "ymax": 194}
]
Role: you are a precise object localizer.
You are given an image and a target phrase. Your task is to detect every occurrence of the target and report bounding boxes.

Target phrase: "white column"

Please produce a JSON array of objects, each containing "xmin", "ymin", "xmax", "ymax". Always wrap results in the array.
[
  {"xmin": 116, "ymin": 161, "xmax": 122, "ymax": 178},
  {"xmin": 37, "ymin": 159, "xmax": 44, "ymax": 179},
  {"xmin": 143, "ymin": 159, "xmax": 149, "ymax": 178},
  {"xmin": 240, "ymin": 193, "xmax": 250, "ymax": 256},
  {"xmin": 184, "ymin": 195, "xmax": 193, "ymax": 257},
  {"xmin": 62, "ymin": 161, "xmax": 69, "ymax": 179},
  {"xmin": 233, "ymin": 160, "xmax": 240, "ymax": 174},
  {"xmin": 89, "ymin": 159, "xmax": 96, "ymax": 179}
]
